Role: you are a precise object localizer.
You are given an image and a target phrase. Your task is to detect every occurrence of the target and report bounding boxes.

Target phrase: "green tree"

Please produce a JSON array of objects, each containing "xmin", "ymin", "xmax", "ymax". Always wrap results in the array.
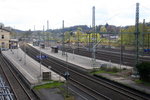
[
  {"xmin": 100, "ymin": 26, "xmax": 107, "ymax": 33},
  {"xmin": 64, "ymin": 31, "xmax": 71, "ymax": 42},
  {"xmin": 120, "ymin": 26, "xmax": 135, "ymax": 46},
  {"xmin": 119, "ymin": 23, "xmax": 150, "ymax": 47},
  {"xmin": 143, "ymin": 25, "xmax": 150, "ymax": 47},
  {"xmin": 75, "ymin": 28, "xmax": 83, "ymax": 43}
]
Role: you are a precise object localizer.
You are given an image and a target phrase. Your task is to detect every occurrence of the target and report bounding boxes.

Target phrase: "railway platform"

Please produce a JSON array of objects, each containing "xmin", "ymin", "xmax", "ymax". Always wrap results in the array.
[
  {"xmin": 30, "ymin": 44, "xmax": 150, "ymax": 95},
  {"xmin": 30, "ymin": 44, "xmax": 132, "ymax": 70},
  {"xmin": 2, "ymin": 48, "xmax": 65, "ymax": 85}
]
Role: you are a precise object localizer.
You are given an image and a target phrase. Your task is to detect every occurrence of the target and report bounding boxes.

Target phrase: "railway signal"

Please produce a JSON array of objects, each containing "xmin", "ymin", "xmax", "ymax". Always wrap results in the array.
[{"xmin": 64, "ymin": 71, "xmax": 70, "ymax": 80}]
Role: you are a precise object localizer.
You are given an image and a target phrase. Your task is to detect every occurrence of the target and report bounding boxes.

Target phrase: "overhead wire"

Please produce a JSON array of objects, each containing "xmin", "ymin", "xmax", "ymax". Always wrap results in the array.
[{"xmin": 99, "ymin": 3, "xmax": 135, "ymax": 26}]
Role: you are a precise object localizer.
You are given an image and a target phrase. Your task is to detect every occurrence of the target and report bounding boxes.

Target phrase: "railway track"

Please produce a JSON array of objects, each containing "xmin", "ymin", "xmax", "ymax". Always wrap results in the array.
[
  {"xmin": 20, "ymin": 44, "xmax": 105, "ymax": 100},
  {"xmin": 0, "ymin": 54, "xmax": 34, "ymax": 100},
  {"xmin": 62, "ymin": 46, "xmax": 150, "ymax": 67},
  {"xmin": 20, "ymin": 44, "xmax": 150, "ymax": 100}
]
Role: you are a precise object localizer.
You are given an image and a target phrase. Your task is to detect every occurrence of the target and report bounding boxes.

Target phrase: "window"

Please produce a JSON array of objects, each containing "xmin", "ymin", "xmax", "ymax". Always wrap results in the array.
[
  {"xmin": 2, "ymin": 35, "xmax": 4, "ymax": 39},
  {"xmin": 2, "ymin": 42, "xmax": 5, "ymax": 48}
]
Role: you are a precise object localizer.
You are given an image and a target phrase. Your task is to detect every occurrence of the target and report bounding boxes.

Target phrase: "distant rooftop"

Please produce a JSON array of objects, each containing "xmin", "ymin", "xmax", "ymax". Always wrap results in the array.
[
  {"xmin": 0, "ymin": 23, "xmax": 12, "ymax": 32},
  {"xmin": 0, "ymin": 23, "xmax": 4, "ymax": 28}
]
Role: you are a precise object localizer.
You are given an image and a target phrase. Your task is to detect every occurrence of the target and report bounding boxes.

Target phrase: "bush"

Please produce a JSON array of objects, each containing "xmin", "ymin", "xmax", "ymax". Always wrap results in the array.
[
  {"xmin": 136, "ymin": 62, "xmax": 150, "ymax": 82},
  {"xmin": 111, "ymin": 67, "xmax": 120, "ymax": 72},
  {"xmin": 99, "ymin": 66, "xmax": 120, "ymax": 73}
]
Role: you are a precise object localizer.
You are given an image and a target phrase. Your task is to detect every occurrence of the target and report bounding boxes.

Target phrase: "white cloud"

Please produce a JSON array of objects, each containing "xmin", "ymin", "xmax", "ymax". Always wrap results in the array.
[{"xmin": 0, "ymin": 0, "xmax": 149, "ymax": 30}]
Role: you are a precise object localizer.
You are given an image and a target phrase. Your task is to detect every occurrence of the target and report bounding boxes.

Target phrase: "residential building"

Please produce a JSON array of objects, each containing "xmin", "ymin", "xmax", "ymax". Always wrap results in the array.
[{"xmin": 0, "ymin": 27, "xmax": 11, "ymax": 50}]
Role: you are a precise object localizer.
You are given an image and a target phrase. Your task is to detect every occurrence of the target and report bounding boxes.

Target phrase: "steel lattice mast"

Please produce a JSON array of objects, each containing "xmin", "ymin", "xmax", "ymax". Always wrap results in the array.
[{"xmin": 133, "ymin": 3, "xmax": 140, "ymax": 75}]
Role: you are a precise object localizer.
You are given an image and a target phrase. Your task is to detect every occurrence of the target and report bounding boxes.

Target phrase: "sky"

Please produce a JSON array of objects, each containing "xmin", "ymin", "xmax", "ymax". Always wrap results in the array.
[{"xmin": 0, "ymin": 0, "xmax": 150, "ymax": 31}]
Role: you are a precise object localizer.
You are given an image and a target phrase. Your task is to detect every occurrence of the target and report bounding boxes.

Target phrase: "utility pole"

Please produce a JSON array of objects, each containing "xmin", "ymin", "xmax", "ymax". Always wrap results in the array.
[
  {"xmin": 133, "ymin": 3, "xmax": 140, "ymax": 75},
  {"xmin": 120, "ymin": 28, "xmax": 123, "ymax": 70},
  {"xmin": 91, "ymin": 6, "xmax": 96, "ymax": 70},
  {"xmin": 62, "ymin": 20, "xmax": 65, "ymax": 55},
  {"xmin": 142, "ymin": 19, "xmax": 145, "ymax": 55}
]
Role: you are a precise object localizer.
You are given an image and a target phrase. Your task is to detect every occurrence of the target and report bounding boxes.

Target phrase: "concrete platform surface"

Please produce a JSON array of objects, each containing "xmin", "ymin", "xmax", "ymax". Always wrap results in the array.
[{"xmin": 2, "ymin": 49, "xmax": 65, "ymax": 85}]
